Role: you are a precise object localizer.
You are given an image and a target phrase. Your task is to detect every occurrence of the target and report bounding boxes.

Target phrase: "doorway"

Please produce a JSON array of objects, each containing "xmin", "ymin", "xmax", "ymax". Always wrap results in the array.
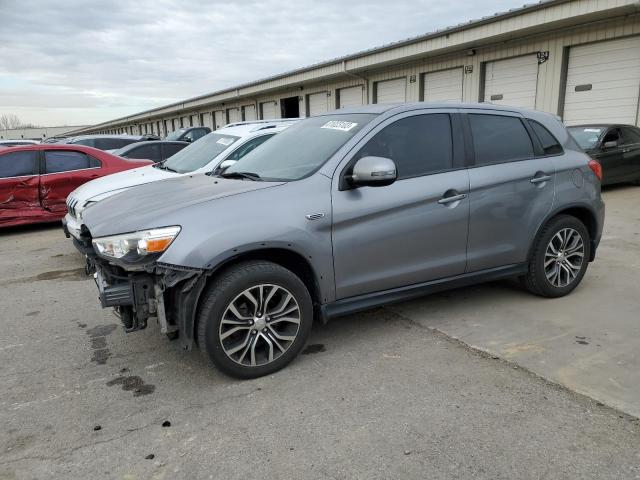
[{"xmin": 280, "ymin": 96, "xmax": 300, "ymax": 118}]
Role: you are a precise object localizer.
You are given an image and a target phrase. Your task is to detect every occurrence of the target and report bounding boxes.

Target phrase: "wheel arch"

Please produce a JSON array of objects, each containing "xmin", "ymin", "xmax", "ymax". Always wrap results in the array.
[
  {"xmin": 182, "ymin": 246, "xmax": 325, "ymax": 349},
  {"xmin": 528, "ymin": 204, "xmax": 599, "ymax": 263}
]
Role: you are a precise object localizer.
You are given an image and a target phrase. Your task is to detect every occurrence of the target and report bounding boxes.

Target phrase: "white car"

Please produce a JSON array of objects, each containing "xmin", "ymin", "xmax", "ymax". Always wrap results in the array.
[{"xmin": 63, "ymin": 119, "xmax": 297, "ymax": 240}]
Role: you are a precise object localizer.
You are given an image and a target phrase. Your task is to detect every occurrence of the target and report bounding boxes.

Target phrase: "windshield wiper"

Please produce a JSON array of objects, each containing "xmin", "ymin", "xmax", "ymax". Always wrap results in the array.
[
  {"xmin": 153, "ymin": 162, "xmax": 178, "ymax": 173},
  {"xmin": 219, "ymin": 171, "xmax": 261, "ymax": 181}
]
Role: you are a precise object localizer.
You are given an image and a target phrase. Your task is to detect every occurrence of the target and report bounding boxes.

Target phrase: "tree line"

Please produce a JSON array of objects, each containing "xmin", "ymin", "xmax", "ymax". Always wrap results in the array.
[{"xmin": 0, "ymin": 113, "xmax": 41, "ymax": 130}]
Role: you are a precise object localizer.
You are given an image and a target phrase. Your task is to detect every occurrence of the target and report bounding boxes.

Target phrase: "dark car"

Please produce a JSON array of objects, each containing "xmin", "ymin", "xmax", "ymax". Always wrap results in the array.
[
  {"xmin": 164, "ymin": 127, "xmax": 211, "ymax": 143},
  {"xmin": 568, "ymin": 124, "xmax": 640, "ymax": 186},
  {"xmin": 0, "ymin": 144, "xmax": 152, "ymax": 227},
  {"xmin": 112, "ymin": 141, "xmax": 189, "ymax": 163},
  {"xmin": 64, "ymin": 134, "xmax": 149, "ymax": 151}
]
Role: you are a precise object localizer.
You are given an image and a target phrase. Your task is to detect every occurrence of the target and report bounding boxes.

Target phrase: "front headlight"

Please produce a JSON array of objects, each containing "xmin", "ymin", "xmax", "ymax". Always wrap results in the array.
[{"xmin": 92, "ymin": 226, "xmax": 181, "ymax": 261}]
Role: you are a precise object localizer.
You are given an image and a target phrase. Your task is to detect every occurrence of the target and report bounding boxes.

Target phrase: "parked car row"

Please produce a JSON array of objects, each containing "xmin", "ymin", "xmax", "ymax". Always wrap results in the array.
[{"xmin": 50, "ymin": 103, "xmax": 609, "ymax": 380}]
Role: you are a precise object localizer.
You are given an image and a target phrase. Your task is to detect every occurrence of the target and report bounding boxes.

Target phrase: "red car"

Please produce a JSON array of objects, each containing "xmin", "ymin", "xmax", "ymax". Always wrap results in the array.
[{"xmin": 0, "ymin": 144, "xmax": 152, "ymax": 228}]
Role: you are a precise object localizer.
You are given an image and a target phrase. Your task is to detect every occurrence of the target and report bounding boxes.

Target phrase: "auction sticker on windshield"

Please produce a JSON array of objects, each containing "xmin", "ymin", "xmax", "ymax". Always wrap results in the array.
[
  {"xmin": 321, "ymin": 121, "xmax": 358, "ymax": 132},
  {"xmin": 217, "ymin": 137, "xmax": 235, "ymax": 146}
]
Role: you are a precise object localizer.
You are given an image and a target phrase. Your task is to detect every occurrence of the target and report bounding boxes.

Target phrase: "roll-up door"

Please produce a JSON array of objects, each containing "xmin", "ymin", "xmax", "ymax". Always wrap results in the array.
[
  {"xmin": 307, "ymin": 92, "xmax": 329, "ymax": 116},
  {"xmin": 242, "ymin": 104, "xmax": 257, "ymax": 121},
  {"xmin": 200, "ymin": 112, "xmax": 214, "ymax": 129},
  {"xmin": 338, "ymin": 86, "xmax": 364, "ymax": 108},
  {"xmin": 563, "ymin": 37, "xmax": 640, "ymax": 126},
  {"xmin": 483, "ymin": 55, "xmax": 539, "ymax": 109},
  {"xmin": 423, "ymin": 68, "xmax": 463, "ymax": 102},
  {"xmin": 260, "ymin": 101, "xmax": 277, "ymax": 119},
  {"xmin": 374, "ymin": 78, "xmax": 406, "ymax": 104},
  {"xmin": 227, "ymin": 108, "xmax": 241, "ymax": 124},
  {"xmin": 190, "ymin": 114, "xmax": 199, "ymax": 126},
  {"xmin": 213, "ymin": 111, "xmax": 225, "ymax": 129}
]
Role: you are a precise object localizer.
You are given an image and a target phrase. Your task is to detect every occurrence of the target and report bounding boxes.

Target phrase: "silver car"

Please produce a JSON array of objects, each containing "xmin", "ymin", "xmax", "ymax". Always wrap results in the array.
[{"xmin": 79, "ymin": 103, "xmax": 605, "ymax": 378}]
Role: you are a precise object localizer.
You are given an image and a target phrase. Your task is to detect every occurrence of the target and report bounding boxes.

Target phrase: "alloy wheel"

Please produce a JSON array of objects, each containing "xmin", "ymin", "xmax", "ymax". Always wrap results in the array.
[
  {"xmin": 219, "ymin": 284, "xmax": 301, "ymax": 367},
  {"xmin": 544, "ymin": 227, "xmax": 585, "ymax": 288}
]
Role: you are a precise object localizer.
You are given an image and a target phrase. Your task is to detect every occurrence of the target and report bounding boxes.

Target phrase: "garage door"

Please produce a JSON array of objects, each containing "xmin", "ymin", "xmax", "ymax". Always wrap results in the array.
[
  {"xmin": 213, "ymin": 111, "xmax": 225, "ymax": 129},
  {"xmin": 483, "ymin": 55, "xmax": 539, "ymax": 109},
  {"xmin": 227, "ymin": 108, "xmax": 241, "ymax": 124},
  {"xmin": 563, "ymin": 37, "xmax": 640, "ymax": 126},
  {"xmin": 243, "ymin": 104, "xmax": 257, "ymax": 121},
  {"xmin": 200, "ymin": 112, "xmax": 214, "ymax": 130},
  {"xmin": 423, "ymin": 68, "xmax": 463, "ymax": 102},
  {"xmin": 375, "ymin": 78, "xmax": 406, "ymax": 104},
  {"xmin": 338, "ymin": 86, "xmax": 364, "ymax": 108},
  {"xmin": 190, "ymin": 114, "xmax": 199, "ymax": 127},
  {"xmin": 260, "ymin": 101, "xmax": 277, "ymax": 120},
  {"xmin": 307, "ymin": 92, "xmax": 329, "ymax": 116}
]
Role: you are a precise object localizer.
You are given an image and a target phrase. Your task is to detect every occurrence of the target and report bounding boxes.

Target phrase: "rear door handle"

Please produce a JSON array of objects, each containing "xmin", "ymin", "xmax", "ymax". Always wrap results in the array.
[
  {"xmin": 530, "ymin": 175, "xmax": 552, "ymax": 184},
  {"xmin": 438, "ymin": 193, "xmax": 468, "ymax": 205}
]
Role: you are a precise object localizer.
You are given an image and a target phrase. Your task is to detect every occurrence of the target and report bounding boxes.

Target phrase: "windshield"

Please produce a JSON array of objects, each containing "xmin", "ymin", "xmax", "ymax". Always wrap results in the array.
[
  {"xmin": 568, "ymin": 127, "xmax": 603, "ymax": 150},
  {"xmin": 162, "ymin": 132, "xmax": 239, "ymax": 173},
  {"xmin": 224, "ymin": 114, "xmax": 376, "ymax": 181},
  {"xmin": 165, "ymin": 129, "xmax": 186, "ymax": 141}
]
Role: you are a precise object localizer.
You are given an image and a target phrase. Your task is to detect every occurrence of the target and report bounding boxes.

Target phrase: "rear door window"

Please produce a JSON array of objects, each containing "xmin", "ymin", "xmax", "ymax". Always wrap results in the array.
[
  {"xmin": 45, "ymin": 150, "xmax": 96, "ymax": 173},
  {"xmin": 621, "ymin": 127, "xmax": 640, "ymax": 145},
  {"xmin": 468, "ymin": 114, "xmax": 534, "ymax": 165},
  {"xmin": 353, "ymin": 113, "xmax": 453, "ymax": 179},
  {"xmin": 0, "ymin": 151, "xmax": 38, "ymax": 178},
  {"xmin": 162, "ymin": 143, "xmax": 186, "ymax": 159},
  {"xmin": 124, "ymin": 143, "xmax": 162, "ymax": 161}
]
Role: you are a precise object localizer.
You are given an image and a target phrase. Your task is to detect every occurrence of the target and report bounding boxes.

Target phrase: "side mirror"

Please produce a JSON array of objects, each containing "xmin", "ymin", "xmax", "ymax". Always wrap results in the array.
[
  {"xmin": 183, "ymin": 137, "xmax": 192, "ymax": 143},
  {"xmin": 349, "ymin": 156, "xmax": 397, "ymax": 187},
  {"xmin": 602, "ymin": 140, "xmax": 618, "ymax": 149},
  {"xmin": 217, "ymin": 159, "xmax": 237, "ymax": 172}
]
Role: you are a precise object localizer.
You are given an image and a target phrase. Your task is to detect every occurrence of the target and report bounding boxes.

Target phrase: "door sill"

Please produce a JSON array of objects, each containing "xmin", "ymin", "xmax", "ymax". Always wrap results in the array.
[{"xmin": 321, "ymin": 263, "xmax": 528, "ymax": 320}]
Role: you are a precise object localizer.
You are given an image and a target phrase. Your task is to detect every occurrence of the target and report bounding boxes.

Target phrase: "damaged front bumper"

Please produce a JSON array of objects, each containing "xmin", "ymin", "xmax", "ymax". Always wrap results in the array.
[{"xmin": 92, "ymin": 256, "xmax": 207, "ymax": 350}]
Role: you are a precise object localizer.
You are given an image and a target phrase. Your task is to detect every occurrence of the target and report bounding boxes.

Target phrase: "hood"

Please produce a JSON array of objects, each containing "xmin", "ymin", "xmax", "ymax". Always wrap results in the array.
[
  {"xmin": 82, "ymin": 173, "xmax": 284, "ymax": 237},
  {"xmin": 71, "ymin": 164, "xmax": 177, "ymax": 205}
]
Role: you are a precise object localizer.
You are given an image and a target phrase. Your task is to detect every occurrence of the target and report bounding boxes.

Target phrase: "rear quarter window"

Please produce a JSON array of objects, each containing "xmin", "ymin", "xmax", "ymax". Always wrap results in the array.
[{"xmin": 529, "ymin": 120, "xmax": 563, "ymax": 156}]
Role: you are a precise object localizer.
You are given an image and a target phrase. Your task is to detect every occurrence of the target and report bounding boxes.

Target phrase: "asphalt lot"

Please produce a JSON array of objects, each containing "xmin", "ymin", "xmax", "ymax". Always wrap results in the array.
[{"xmin": 1, "ymin": 186, "xmax": 640, "ymax": 479}]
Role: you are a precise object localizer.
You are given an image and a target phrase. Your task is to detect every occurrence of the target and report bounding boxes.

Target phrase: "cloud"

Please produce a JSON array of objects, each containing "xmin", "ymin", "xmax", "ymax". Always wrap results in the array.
[{"xmin": 0, "ymin": 0, "xmax": 519, "ymax": 126}]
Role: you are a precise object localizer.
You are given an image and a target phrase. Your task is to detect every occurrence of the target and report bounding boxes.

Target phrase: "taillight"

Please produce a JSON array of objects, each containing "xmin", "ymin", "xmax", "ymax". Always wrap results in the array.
[{"xmin": 588, "ymin": 159, "xmax": 602, "ymax": 181}]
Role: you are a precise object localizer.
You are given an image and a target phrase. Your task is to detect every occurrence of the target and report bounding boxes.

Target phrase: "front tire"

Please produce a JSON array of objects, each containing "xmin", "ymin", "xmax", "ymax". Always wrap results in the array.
[
  {"xmin": 197, "ymin": 261, "xmax": 313, "ymax": 379},
  {"xmin": 522, "ymin": 215, "xmax": 591, "ymax": 298}
]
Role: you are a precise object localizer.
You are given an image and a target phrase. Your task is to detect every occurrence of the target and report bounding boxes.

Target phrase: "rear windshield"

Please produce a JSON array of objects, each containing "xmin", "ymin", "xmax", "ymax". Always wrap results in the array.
[
  {"xmin": 224, "ymin": 114, "xmax": 376, "ymax": 181},
  {"xmin": 567, "ymin": 127, "xmax": 603, "ymax": 150},
  {"xmin": 162, "ymin": 133, "xmax": 239, "ymax": 173}
]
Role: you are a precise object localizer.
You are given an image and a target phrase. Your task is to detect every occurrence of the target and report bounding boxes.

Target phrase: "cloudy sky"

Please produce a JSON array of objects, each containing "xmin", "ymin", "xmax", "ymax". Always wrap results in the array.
[{"xmin": 0, "ymin": 0, "xmax": 519, "ymax": 127}]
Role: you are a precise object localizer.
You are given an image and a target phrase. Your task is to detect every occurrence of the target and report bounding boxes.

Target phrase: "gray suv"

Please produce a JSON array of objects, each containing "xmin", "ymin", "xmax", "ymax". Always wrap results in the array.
[{"xmin": 80, "ymin": 103, "xmax": 605, "ymax": 378}]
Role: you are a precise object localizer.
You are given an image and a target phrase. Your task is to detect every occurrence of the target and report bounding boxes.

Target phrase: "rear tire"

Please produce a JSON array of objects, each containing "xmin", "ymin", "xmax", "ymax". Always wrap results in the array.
[
  {"xmin": 197, "ymin": 261, "xmax": 313, "ymax": 379},
  {"xmin": 522, "ymin": 215, "xmax": 590, "ymax": 298}
]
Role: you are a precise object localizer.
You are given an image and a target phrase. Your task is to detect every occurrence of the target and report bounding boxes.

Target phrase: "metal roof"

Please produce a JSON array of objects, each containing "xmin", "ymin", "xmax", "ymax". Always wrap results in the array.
[{"xmin": 77, "ymin": 0, "xmax": 570, "ymax": 131}]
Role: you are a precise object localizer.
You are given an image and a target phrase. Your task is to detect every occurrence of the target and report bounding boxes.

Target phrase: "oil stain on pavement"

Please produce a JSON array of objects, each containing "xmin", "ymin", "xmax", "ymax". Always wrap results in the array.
[
  {"xmin": 106, "ymin": 376, "xmax": 155, "ymax": 397},
  {"xmin": 86, "ymin": 324, "xmax": 117, "ymax": 365}
]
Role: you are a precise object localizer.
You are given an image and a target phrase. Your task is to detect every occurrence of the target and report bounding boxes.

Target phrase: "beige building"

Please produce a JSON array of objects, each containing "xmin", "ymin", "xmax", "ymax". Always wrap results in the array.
[
  {"xmin": 68, "ymin": 0, "xmax": 640, "ymax": 137},
  {"xmin": 0, "ymin": 125, "xmax": 88, "ymax": 140}
]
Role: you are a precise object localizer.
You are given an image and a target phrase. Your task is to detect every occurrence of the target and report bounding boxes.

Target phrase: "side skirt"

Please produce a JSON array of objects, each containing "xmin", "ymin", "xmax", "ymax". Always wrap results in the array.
[{"xmin": 321, "ymin": 263, "xmax": 528, "ymax": 320}]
